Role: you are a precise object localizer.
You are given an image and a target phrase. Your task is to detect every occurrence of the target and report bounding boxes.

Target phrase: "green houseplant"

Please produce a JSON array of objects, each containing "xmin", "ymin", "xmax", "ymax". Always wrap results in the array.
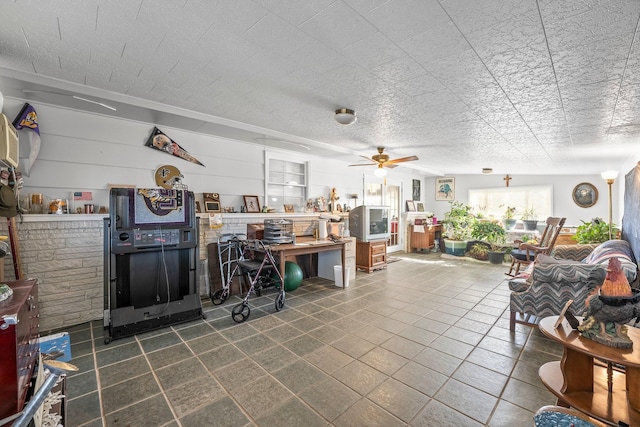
[
  {"xmin": 520, "ymin": 207, "xmax": 538, "ymax": 231},
  {"xmin": 443, "ymin": 200, "xmax": 475, "ymax": 256},
  {"xmin": 503, "ymin": 206, "xmax": 517, "ymax": 230},
  {"xmin": 471, "ymin": 220, "xmax": 507, "ymax": 264},
  {"xmin": 574, "ymin": 218, "xmax": 619, "ymax": 243}
]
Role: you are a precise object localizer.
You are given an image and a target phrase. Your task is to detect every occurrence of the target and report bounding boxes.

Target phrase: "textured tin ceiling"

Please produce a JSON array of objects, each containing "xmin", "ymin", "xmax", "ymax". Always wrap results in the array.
[{"xmin": 0, "ymin": 0, "xmax": 639, "ymax": 175}]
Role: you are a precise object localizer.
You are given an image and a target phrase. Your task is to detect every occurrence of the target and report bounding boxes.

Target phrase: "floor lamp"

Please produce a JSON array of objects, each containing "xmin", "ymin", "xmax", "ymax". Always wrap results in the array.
[{"xmin": 601, "ymin": 170, "xmax": 619, "ymax": 240}]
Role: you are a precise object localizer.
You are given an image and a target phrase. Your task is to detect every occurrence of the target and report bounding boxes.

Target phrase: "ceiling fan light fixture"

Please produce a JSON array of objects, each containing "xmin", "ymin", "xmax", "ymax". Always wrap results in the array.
[
  {"xmin": 335, "ymin": 108, "xmax": 356, "ymax": 125},
  {"xmin": 374, "ymin": 166, "xmax": 387, "ymax": 177}
]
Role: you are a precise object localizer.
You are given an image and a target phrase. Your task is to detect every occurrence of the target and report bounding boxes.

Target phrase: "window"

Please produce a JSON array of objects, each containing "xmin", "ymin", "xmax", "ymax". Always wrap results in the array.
[
  {"xmin": 468, "ymin": 185, "xmax": 553, "ymax": 221},
  {"xmin": 265, "ymin": 153, "xmax": 308, "ymax": 211}
]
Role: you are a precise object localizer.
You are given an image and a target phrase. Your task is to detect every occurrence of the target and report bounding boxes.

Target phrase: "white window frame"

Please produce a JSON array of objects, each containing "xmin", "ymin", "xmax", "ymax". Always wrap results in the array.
[
  {"xmin": 264, "ymin": 151, "xmax": 309, "ymax": 212},
  {"xmin": 468, "ymin": 185, "xmax": 553, "ymax": 221}
]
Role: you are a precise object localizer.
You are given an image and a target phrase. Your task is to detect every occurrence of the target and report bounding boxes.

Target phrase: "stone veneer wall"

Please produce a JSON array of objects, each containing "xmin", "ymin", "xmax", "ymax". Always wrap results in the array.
[{"xmin": 1, "ymin": 213, "xmax": 345, "ymax": 331}]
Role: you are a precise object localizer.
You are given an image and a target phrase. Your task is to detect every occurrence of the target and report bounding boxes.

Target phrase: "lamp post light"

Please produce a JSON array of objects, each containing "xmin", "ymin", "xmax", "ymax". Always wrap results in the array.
[{"xmin": 601, "ymin": 170, "xmax": 619, "ymax": 240}]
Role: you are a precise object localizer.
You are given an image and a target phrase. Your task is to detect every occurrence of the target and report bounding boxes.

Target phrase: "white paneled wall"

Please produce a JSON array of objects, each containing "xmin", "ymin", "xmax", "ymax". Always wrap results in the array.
[{"xmin": 1, "ymin": 98, "xmax": 419, "ymax": 211}]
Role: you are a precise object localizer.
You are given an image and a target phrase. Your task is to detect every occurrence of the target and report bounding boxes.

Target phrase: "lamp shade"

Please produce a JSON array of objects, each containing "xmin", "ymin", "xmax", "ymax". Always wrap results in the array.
[
  {"xmin": 334, "ymin": 108, "xmax": 356, "ymax": 125},
  {"xmin": 601, "ymin": 170, "xmax": 619, "ymax": 181},
  {"xmin": 374, "ymin": 166, "xmax": 387, "ymax": 177}
]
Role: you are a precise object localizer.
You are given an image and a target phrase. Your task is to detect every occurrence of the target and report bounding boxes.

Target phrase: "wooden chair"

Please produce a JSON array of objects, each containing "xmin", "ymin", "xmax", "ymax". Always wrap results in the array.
[{"xmin": 505, "ymin": 216, "xmax": 566, "ymax": 277}]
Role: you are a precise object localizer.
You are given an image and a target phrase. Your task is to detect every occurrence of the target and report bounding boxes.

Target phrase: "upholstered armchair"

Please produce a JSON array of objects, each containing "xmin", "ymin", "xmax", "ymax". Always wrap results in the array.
[
  {"xmin": 509, "ymin": 241, "xmax": 638, "ymax": 331},
  {"xmin": 508, "ymin": 244, "xmax": 603, "ymax": 331}
]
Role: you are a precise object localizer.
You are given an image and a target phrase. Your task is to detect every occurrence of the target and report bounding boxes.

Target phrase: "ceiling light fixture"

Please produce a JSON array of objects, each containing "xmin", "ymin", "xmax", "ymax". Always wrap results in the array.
[
  {"xmin": 334, "ymin": 108, "xmax": 356, "ymax": 125},
  {"xmin": 482, "ymin": 168, "xmax": 493, "ymax": 174},
  {"xmin": 374, "ymin": 165, "xmax": 387, "ymax": 177}
]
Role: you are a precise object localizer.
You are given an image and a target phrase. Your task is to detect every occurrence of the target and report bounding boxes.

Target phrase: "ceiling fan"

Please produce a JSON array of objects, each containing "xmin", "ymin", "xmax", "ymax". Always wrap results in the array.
[{"xmin": 349, "ymin": 147, "xmax": 418, "ymax": 175}]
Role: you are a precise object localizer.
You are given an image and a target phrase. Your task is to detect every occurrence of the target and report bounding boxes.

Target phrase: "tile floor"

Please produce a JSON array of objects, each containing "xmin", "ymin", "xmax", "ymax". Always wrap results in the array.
[{"xmin": 61, "ymin": 252, "xmax": 561, "ymax": 426}]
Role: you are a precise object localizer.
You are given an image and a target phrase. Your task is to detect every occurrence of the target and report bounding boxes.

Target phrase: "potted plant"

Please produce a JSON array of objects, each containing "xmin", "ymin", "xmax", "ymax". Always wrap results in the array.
[
  {"xmin": 520, "ymin": 207, "xmax": 538, "ymax": 231},
  {"xmin": 574, "ymin": 217, "xmax": 619, "ymax": 243},
  {"xmin": 503, "ymin": 206, "xmax": 517, "ymax": 230},
  {"xmin": 471, "ymin": 220, "xmax": 507, "ymax": 264},
  {"xmin": 467, "ymin": 242, "xmax": 489, "ymax": 260},
  {"xmin": 442, "ymin": 200, "xmax": 475, "ymax": 256}
]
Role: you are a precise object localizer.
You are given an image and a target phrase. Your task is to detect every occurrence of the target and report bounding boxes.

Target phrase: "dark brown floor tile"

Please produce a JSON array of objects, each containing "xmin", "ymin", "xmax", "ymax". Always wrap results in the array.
[
  {"xmin": 98, "ymin": 355, "xmax": 149, "ymax": 388},
  {"xmin": 165, "ymin": 376, "xmax": 226, "ymax": 417},
  {"xmin": 392, "ymin": 361, "xmax": 448, "ymax": 396},
  {"xmin": 156, "ymin": 357, "xmax": 209, "ymax": 390},
  {"xmin": 333, "ymin": 398, "xmax": 405, "ymax": 427},
  {"xmin": 433, "ymin": 379, "xmax": 498, "ymax": 424},
  {"xmin": 101, "ymin": 372, "xmax": 161, "ymax": 414},
  {"xmin": 256, "ymin": 397, "xmax": 327, "ymax": 427},
  {"xmin": 179, "ymin": 396, "xmax": 249, "ymax": 427},
  {"xmin": 66, "ymin": 391, "xmax": 102, "ymax": 426},
  {"xmin": 367, "ymin": 378, "xmax": 429, "ymax": 422},
  {"xmin": 104, "ymin": 394, "xmax": 174, "ymax": 426}
]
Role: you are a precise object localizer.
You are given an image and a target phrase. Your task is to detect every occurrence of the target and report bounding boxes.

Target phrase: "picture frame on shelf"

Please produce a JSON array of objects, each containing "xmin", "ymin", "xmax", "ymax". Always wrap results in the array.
[
  {"xmin": 284, "ymin": 204, "xmax": 294, "ymax": 213},
  {"xmin": 203, "ymin": 193, "xmax": 221, "ymax": 213},
  {"xmin": 416, "ymin": 202, "xmax": 425, "ymax": 212},
  {"xmin": 243, "ymin": 195, "xmax": 261, "ymax": 213},
  {"xmin": 406, "ymin": 200, "xmax": 416, "ymax": 212},
  {"xmin": 435, "ymin": 177, "xmax": 455, "ymax": 201}
]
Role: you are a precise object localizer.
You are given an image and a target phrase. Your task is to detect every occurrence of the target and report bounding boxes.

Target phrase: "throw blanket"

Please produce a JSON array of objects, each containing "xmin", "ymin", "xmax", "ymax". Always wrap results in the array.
[{"xmin": 583, "ymin": 240, "xmax": 638, "ymax": 283}]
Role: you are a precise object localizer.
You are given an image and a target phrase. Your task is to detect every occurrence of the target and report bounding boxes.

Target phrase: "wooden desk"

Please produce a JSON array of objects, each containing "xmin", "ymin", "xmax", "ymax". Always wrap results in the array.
[
  {"xmin": 271, "ymin": 237, "xmax": 347, "ymax": 288},
  {"xmin": 410, "ymin": 224, "xmax": 441, "ymax": 251},
  {"xmin": 538, "ymin": 316, "xmax": 640, "ymax": 426}
]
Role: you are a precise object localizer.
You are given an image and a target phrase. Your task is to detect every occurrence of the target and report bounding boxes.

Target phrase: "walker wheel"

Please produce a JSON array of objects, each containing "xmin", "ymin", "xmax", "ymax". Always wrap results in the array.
[
  {"xmin": 232, "ymin": 303, "xmax": 250, "ymax": 323},
  {"xmin": 211, "ymin": 289, "xmax": 228, "ymax": 305},
  {"xmin": 275, "ymin": 292, "xmax": 285, "ymax": 311}
]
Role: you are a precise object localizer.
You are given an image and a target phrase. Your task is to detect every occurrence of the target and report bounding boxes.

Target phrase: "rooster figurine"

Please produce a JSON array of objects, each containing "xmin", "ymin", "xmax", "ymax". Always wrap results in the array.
[{"xmin": 578, "ymin": 257, "xmax": 640, "ymax": 348}]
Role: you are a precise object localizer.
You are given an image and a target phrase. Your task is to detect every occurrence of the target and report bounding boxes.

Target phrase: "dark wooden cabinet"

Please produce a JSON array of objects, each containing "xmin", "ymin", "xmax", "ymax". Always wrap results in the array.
[
  {"xmin": 356, "ymin": 240, "xmax": 387, "ymax": 273},
  {"xmin": 0, "ymin": 278, "xmax": 39, "ymax": 425}
]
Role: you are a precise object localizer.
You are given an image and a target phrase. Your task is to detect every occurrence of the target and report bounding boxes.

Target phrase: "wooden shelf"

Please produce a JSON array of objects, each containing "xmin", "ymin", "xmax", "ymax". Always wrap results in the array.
[{"xmin": 538, "ymin": 316, "xmax": 640, "ymax": 426}]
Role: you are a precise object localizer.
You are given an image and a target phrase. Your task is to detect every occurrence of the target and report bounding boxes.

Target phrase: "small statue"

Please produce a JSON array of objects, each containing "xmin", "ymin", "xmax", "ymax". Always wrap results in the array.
[{"xmin": 578, "ymin": 257, "xmax": 640, "ymax": 349}]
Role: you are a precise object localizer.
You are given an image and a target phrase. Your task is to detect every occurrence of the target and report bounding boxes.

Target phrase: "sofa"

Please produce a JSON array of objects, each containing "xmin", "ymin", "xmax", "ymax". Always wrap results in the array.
[{"xmin": 508, "ymin": 239, "xmax": 639, "ymax": 331}]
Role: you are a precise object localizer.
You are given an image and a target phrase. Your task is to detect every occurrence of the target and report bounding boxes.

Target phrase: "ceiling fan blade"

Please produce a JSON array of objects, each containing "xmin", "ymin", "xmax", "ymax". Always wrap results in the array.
[
  {"xmin": 384, "ymin": 164, "xmax": 399, "ymax": 169},
  {"xmin": 349, "ymin": 163, "xmax": 376, "ymax": 167},
  {"xmin": 359, "ymin": 155, "xmax": 376, "ymax": 163},
  {"xmin": 385, "ymin": 155, "xmax": 419, "ymax": 164}
]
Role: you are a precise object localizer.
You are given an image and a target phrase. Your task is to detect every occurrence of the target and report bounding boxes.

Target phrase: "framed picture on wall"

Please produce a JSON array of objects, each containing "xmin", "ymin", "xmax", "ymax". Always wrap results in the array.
[
  {"xmin": 412, "ymin": 179, "xmax": 421, "ymax": 201},
  {"xmin": 436, "ymin": 177, "xmax": 455, "ymax": 201},
  {"xmin": 243, "ymin": 195, "xmax": 261, "ymax": 213}
]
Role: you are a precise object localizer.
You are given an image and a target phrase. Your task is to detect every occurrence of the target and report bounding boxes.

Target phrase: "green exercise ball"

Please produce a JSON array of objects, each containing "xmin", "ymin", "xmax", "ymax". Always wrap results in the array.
[{"xmin": 274, "ymin": 261, "xmax": 303, "ymax": 291}]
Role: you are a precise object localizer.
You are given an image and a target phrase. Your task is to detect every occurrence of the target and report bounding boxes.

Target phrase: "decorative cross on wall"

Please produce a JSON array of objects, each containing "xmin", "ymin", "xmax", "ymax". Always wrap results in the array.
[{"xmin": 504, "ymin": 175, "xmax": 512, "ymax": 187}]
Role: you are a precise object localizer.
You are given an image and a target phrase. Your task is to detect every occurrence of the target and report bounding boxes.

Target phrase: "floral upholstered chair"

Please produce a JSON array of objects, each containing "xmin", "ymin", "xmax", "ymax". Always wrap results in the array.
[{"xmin": 508, "ymin": 240, "xmax": 638, "ymax": 332}]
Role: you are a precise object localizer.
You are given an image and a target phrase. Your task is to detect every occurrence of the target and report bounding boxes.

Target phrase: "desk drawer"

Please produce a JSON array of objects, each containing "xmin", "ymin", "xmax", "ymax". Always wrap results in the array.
[{"xmin": 371, "ymin": 243, "xmax": 386, "ymax": 255}]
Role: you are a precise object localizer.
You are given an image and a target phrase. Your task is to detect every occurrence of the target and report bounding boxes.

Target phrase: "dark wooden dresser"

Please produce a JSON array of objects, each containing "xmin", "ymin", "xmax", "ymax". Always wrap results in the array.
[{"xmin": 0, "ymin": 278, "xmax": 39, "ymax": 424}]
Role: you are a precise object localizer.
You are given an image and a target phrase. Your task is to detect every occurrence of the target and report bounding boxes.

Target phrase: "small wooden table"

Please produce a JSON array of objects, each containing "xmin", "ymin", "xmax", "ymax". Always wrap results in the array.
[{"xmin": 538, "ymin": 316, "xmax": 640, "ymax": 426}]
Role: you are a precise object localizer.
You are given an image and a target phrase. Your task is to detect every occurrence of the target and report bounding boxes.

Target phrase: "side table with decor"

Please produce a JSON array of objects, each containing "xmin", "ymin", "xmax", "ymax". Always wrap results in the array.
[{"xmin": 538, "ymin": 316, "xmax": 640, "ymax": 426}]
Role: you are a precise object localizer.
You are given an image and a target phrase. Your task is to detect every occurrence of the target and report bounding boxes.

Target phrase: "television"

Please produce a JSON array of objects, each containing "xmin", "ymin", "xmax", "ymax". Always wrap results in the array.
[{"xmin": 348, "ymin": 205, "xmax": 391, "ymax": 242}]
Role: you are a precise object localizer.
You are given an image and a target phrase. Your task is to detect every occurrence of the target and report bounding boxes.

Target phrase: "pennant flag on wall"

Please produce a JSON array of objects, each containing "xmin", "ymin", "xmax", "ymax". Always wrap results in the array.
[
  {"xmin": 12, "ymin": 103, "xmax": 41, "ymax": 177},
  {"xmin": 144, "ymin": 127, "xmax": 204, "ymax": 166}
]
